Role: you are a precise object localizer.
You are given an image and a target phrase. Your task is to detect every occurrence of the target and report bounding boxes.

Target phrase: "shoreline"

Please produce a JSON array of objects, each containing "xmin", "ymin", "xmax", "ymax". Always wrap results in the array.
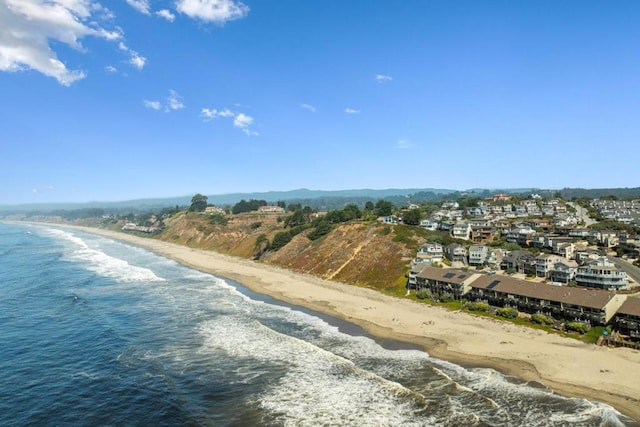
[{"xmin": 25, "ymin": 224, "xmax": 640, "ymax": 422}]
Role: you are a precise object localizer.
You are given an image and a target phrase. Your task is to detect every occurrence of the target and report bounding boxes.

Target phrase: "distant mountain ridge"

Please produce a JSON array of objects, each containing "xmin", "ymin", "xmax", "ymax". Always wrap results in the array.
[{"xmin": 2, "ymin": 186, "xmax": 639, "ymax": 213}]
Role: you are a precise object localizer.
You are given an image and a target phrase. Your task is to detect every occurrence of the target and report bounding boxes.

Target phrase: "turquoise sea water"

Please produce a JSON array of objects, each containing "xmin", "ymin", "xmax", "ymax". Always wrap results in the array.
[{"xmin": 0, "ymin": 221, "xmax": 636, "ymax": 426}]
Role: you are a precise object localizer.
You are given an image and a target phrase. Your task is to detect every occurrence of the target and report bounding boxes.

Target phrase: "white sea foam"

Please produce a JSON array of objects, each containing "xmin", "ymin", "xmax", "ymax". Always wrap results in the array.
[
  {"xmin": 43, "ymin": 228, "xmax": 164, "ymax": 283},
  {"xmin": 198, "ymin": 316, "xmax": 446, "ymax": 426}
]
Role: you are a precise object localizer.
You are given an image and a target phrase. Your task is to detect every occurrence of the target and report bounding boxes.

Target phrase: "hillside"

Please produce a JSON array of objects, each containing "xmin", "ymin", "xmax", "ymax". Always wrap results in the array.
[{"xmin": 157, "ymin": 212, "xmax": 418, "ymax": 293}]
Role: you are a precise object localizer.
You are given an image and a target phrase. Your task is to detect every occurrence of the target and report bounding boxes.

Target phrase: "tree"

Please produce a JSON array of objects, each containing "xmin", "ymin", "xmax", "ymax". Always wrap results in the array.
[
  {"xmin": 342, "ymin": 204, "xmax": 362, "ymax": 221},
  {"xmin": 284, "ymin": 209, "xmax": 307, "ymax": 227},
  {"xmin": 253, "ymin": 234, "xmax": 270, "ymax": 259},
  {"xmin": 364, "ymin": 201, "xmax": 374, "ymax": 211},
  {"xmin": 402, "ymin": 208, "xmax": 422, "ymax": 226},
  {"xmin": 189, "ymin": 193, "xmax": 208, "ymax": 212},
  {"xmin": 375, "ymin": 200, "xmax": 394, "ymax": 217}
]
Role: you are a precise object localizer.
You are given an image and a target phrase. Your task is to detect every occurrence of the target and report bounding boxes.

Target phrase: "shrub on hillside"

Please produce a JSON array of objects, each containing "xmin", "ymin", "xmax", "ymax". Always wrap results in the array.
[
  {"xmin": 466, "ymin": 302, "xmax": 489, "ymax": 313},
  {"xmin": 416, "ymin": 290, "xmax": 430, "ymax": 300},
  {"xmin": 496, "ymin": 307, "xmax": 519, "ymax": 319},
  {"xmin": 531, "ymin": 313, "xmax": 554, "ymax": 326},
  {"xmin": 565, "ymin": 322, "xmax": 590, "ymax": 334}
]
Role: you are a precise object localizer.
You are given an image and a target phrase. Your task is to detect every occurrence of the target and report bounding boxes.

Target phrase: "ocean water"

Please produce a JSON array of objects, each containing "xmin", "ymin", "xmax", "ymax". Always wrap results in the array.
[{"xmin": 0, "ymin": 222, "xmax": 636, "ymax": 427}]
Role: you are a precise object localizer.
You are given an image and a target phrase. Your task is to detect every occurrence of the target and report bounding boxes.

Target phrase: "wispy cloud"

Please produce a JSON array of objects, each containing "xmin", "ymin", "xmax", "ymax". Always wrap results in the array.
[
  {"xmin": 32, "ymin": 185, "xmax": 54, "ymax": 194},
  {"xmin": 105, "ymin": 65, "xmax": 118, "ymax": 73},
  {"xmin": 201, "ymin": 107, "xmax": 258, "ymax": 136},
  {"xmin": 118, "ymin": 42, "xmax": 146, "ymax": 70},
  {"xmin": 375, "ymin": 74, "xmax": 393, "ymax": 83},
  {"xmin": 156, "ymin": 9, "xmax": 176, "ymax": 22},
  {"xmin": 345, "ymin": 108, "xmax": 360, "ymax": 114},
  {"xmin": 176, "ymin": 0, "xmax": 249, "ymax": 24},
  {"xmin": 126, "ymin": 0, "xmax": 151, "ymax": 15},
  {"xmin": 395, "ymin": 139, "xmax": 415, "ymax": 149},
  {"xmin": 143, "ymin": 100, "xmax": 162, "ymax": 110},
  {"xmin": 0, "ymin": 0, "xmax": 124, "ymax": 85},
  {"xmin": 143, "ymin": 90, "xmax": 185, "ymax": 112},
  {"xmin": 300, "ymin": 103, "xmax": 316, "ymax": 112},
  {"xmin": 167, "ymin": 90, "xmax": 185, "ymax": 111},
  {"xmin": 201, "ymin": 108, "xmax": 235, "ymax": 118}
]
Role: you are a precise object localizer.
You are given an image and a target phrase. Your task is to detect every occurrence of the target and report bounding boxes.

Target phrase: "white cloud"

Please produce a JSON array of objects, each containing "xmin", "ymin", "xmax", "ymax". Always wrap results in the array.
[
  {"xmin": 201, "ymin": 108, "xmax": 234, "ymax": 119},
  {"xmin": 32, "ymin": 184, "xmax": 54, "ymax": 194},
  {"xmin": 0, "ymin": 0, "xmax": 123, "ymax": 85},
  {"xmin": 395, "ymin": 139, "xmax": 415, "ymax": 149},
  {"xmin": 118, "ymin": 42, "xmax": 146, "ymax": 70},
  {"xmin": 233, "ymin": 112, "xmax": 252, "ymax": 128},
  {"xmin": 300, "ymin": 103, "xmax": 316, "ymax": 112},
  {"xmin": 345, "ymin": 108, "xmax": 360, "ymax": 114},
  {"xmin": 201, "ymin": 107, "xmax": 257, "ymax": 136},
  {"xmin": 126, "ymin": 0, "xmax": 150, "ymax": 15},
  {"xmin": 143, "ymin": 100, "xmax": 161, "ymax": 110},
  {"xmin": 156, "ymin": 9, "xmax": 175, "ymax": 22},
  {"xmin": 176, "ymin": 0, "xmax": 249, "ymax": 24},
  {"xmin": 375, "ymin": 74, "xmax": 393, "ymax": 83},
  {"xmin": 143, "ymin": 90, "xmax": 185, "ymax": 112},
  {"xmin": 105, "ymin": 65, "xmax": 117, "ymax": 73},
  {"xmin": 167, "ymin": 89, "xmax": 185, "ymax": 111}
]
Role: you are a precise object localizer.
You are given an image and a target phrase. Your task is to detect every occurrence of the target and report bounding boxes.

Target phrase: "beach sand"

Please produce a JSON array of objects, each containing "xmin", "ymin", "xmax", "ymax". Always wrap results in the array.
[{"xmin": 66, "ymin": 226, "xmax": 640, "ymax": 421}]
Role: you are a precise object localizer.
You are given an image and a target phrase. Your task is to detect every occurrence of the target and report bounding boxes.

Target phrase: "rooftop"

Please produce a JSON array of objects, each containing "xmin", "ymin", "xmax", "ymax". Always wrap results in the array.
[{"xmin": 471, "ymin": 274, "xmax": 617, "ymax": 309}]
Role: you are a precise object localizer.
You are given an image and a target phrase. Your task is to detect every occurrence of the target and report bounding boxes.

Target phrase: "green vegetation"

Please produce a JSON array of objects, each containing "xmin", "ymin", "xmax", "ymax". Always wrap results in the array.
[
  {"xmin": 232, "ymin": 199, "xmax": 267, "ymax": 214},
  {"xmin": 391, "ymin": 225, "xmax": 416, "ymax": 245},
  {"xmin": 250, "ymin": 221, "xmax": 262, "ymax": 229},
  {"xmin": 270, "ymin": 224, "xmax": 309, "ymax": 251},
  {"xmin": 416, "ymin": 290, "xmax": 430, "ymax": 299},
  {"xmin": 530, "ymin": 313, "xmax": 554, "ymax": 326},
  {"xmin": 565, "ymin": 322, "xmax": 590, "ymax": 334},
  {"xmin": 208, "ymin": 213, "xmax": 228, "ymax": 225},
  {"xmin": 189, "ymin": 193, "xmax": 208, "ymax": 212},
  {"xmin": 374, "ymin": 200, "xmax": 395, "ymax": 217},
  {"xmin": 465, "ymin": 302, "xmax": 489, "ymax": 312},
  {"xmin": 496, "ymin": 307, "xmax": 519, "ymax": 319},
  {"xmin": 402, "ymin": 208, "xmax": 422, "ymax": 226}
]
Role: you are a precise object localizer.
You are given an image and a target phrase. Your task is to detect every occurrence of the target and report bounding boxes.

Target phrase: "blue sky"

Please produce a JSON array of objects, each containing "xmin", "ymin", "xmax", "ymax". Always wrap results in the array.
[{"xmin": 1, "ymin": 1, "xmax": 640, "ymax": 204}]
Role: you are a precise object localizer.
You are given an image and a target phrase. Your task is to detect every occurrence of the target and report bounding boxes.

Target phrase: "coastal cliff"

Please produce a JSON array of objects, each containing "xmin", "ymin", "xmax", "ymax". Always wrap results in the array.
[{"xmin": 157, "ymin": 212, "xmax": 415, "ymax": 294}]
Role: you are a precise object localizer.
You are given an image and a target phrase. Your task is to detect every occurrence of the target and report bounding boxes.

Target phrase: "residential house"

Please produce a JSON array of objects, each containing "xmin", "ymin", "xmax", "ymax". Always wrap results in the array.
[
  {"xmin": 553, "ymin": 242, "xmax": 575, "ymax": 259},
  {"xmin": 574, "ymin": 249, "xmax": 602, "ymax": 265},
  {"xmin": 407, "ymin": 263, "xmax": 429, "ymax": 289},
  {"xmin": 500, "ymin": 250, "xmax": 536, "ymax": 275},
  {"xmin": 467, "ymin": 274, "xmax": 626, "ymax": 325},
  {"xmin": 444, "ymin": 243, "xmax": 467, "ymax": 264},
  {"xmin": 468, "ymin": 245, "xmax": 489, "ymax": 266},
  {"xmin": 535, "ymin": 254, "xmax": 562, "ymax": 278},
  {"xmin": 204, "ymin": 206, "xmax": 225, "ymax": 214},
  {"xmin": 593, "ymin": 230, "xmax": 619, "ymax": 248},
  {"xmin": 378, "ymin": 215, "xmax": 400, "ymax": 224},
  {"xmin": 550, "ymin": 260, "xmax": 578, "ymax": 284},
  {"xmin": 576, "ymin": 258, "xmax": 628, "ymax": 290},
  {"xmin": 420, "ymin": 219, "xmax": 439, "ymax": 231},
  {"xmin": 439, "ymin": 221, "xmax": 452, "ymax": 232},
  {"xmin": 489, "ymin": 193, "xmax": 513, "ymax": 202},
  {"xmin": 471, "ymin": 225, "xmax": 496, "ymax": 243},
  {"xmin": 417, "ymin": 243, "xmax": 444, "ymax": 262},
  {"xmin": 414, "ymin": 267, "xmax": 481, "ymax": 300},
  {"xmin": 258, "ymin": 205, "xmax": 286, "ymax": 214},
  {"xmin": 614, "ymin": 297, "xmax": 640, "ymax": 341},
  {"xmin": 451, "ymin": 222, "xmax": 472, "ymax": 240}
]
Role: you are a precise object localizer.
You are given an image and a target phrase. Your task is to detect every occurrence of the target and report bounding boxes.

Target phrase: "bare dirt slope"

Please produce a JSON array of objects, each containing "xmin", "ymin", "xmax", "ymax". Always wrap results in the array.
[{"xmin": 157, "ymin": 212, "xmax": 415, "ymax": 292}]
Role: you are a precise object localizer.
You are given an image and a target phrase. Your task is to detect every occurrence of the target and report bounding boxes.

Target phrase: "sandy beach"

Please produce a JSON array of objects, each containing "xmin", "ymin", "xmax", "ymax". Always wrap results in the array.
[{"xmin": 62, "ymin": 226, "xmax": 640, "ymax": 421}]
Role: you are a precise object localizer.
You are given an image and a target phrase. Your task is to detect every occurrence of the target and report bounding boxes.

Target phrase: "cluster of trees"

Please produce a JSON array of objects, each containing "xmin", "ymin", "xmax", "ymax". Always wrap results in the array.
[{"xmin": 232, "ymin": 199, "xmax": 267, "ymax": 214}]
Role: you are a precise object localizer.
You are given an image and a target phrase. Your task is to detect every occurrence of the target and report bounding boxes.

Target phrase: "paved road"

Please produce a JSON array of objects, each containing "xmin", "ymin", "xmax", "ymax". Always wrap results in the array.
[
  {"xmin": 566, "ymin": 201, "xmax": 598, "ymax": 226},
  {"xmin": 607, "ymin": 255, "xmax": 640, "ymax": 287}
]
